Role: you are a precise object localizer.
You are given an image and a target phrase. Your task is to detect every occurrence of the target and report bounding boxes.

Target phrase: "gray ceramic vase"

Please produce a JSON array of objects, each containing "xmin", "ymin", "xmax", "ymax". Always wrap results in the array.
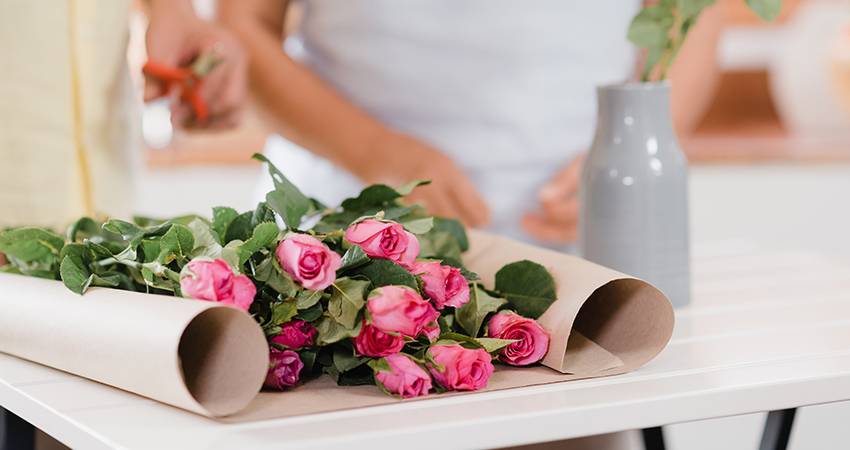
[{"xmin": 579, "ymin": 82, "xmax": 691, "ymax": 308}]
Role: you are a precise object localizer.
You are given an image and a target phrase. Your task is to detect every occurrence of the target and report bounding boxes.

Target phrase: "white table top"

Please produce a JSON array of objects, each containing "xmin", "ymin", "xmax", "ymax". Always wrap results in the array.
[
  {"xmin": 4, "ymin": 164, "xmax": 850, "ymax": 450},
  {"xmin": 3, "ymin": 238, "xmax": 850, "ymax": 450}
]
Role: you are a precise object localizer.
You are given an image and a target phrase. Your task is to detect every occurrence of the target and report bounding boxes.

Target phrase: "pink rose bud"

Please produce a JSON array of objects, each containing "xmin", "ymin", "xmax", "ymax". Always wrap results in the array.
[
  {"xmin": 487, "ymin": 311, "xmax": 550, "ymax": 366},
  {"xmin": 271, "ymin": 319, "xmax": 317, "ymax": 350},
  {"xmin": 180, "ymin": 259, "xmax": 256, "ymax": 311},
  {"xmin": 412, "ymin": 261, "xmax": 470, "ymax": 309},
  {"xmin": 354, "ymin": 321, "xmax": 406, "ymax": 357},
  {"xmin": 264, "ymin": 349, "xmax": 304, "ymax": 390},
  {"xmin": 427, "ymin": 344, "xmax": 494, "ymax": 391},
  {"xmin": 374, "ymin": 353, "xmax": 433, "ymax": 398},
  {"xmin": 276, "ymin": 233, "xmax": 342, "ymax": 291},
  {"xmin": 422, "ymin": 321, "xmax": 441, "ymax": 342},
  {"xmin": 344, "ymin": 219, "xmax": 420, "ymax": 268},
  {"xmin": 367, "ymin": 286, "xmax": 438, "ymax": 337}
]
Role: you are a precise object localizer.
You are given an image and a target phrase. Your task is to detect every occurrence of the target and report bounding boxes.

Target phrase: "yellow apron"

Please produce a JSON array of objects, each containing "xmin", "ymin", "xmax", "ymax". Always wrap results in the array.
[{"xmin": 0, "ymin": 0, "xmax": 136, "ymax": 229}]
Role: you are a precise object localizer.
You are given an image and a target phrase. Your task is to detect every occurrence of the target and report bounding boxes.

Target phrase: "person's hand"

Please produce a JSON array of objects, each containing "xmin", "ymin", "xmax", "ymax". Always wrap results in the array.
[
  {"xmin": 521, "ymin": 153, "xmax": 586, "ymax": 243},
  {"xmin": 361, "ymin": 132, "xmax": 491, "ymax": 227},
  {"xmin": 145, "ymin": 0, "xmax": 247, "ymax": 129}
]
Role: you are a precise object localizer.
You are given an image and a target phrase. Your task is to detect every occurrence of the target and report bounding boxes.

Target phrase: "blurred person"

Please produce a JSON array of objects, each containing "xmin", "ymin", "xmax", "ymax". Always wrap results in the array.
[
  {"xmin": 0, "ymin": 1, "xmax": 137, "ymax": 231},
  {"xmin": 143, "ymin": 0, "xmax": 248, "ymax": 129},
  {"xmin": 0, "ymin": 0, "xmax": 245, "ymax": 259},
  {"xmin": 220, "ymin": 1, "xmax": 721, "ymax": 246}
]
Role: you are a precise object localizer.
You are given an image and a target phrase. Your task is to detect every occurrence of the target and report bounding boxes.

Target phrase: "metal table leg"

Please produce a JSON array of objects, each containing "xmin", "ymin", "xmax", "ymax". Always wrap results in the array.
[
  {"xmin": 642, "ymin": 426, "xmax": 667, "ymax": 450},
  {"xmin": 759, "ymin": 408, "xmax": 797, "ymax": 450},
  {"xmin": 1, "ymin": 407, "xmax": 35, "ymax": 450}
]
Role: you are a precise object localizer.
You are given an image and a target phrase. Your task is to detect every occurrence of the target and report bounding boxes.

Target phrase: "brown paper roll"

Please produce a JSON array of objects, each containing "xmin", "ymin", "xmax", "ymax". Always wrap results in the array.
[
  {"xmin": 0, "ymin": 273, "xmax": 268, "ymax": 417},
  {"xmin": 464, "ymin": 230, "xmax": 675, "ymax": 376}
]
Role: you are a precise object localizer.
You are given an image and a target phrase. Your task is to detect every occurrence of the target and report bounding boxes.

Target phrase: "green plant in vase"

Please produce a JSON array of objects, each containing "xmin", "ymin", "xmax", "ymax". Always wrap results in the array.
[
  {"xmin": 628, "ymin": 0, "xmax": 783, "ymax": 81},
  {"xmin": 580, "ymin": 0, "xmax": 782, "ymax": 308}
]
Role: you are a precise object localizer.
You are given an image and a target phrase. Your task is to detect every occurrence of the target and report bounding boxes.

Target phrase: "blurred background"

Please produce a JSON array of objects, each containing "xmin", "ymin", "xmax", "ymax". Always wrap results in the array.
[{"xmin": 133, "ymin": 0, "xmax": 850, "ymax": 216}]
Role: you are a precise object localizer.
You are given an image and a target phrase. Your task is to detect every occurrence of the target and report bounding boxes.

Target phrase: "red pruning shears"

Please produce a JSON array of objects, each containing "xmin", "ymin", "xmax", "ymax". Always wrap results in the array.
[{"xmin": 142, "ymin": 50, "xmax": 222, "ymax": 125}]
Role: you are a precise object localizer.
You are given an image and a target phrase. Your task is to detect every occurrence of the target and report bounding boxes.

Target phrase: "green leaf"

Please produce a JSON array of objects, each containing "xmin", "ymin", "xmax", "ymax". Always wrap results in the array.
[
  {"xmin": 627, "ymin": 5, "xmax": 675, "ymax": 48},
  {"xmin": 494, "ymin": 260, "xmax": 557, "ymax": 319},
  {"xmin": 0, "ymin": 228, "xmax": 66, "ymax": 262},
  {"xmin": 417, "ymin": 217, "xmax": 468, "ymax": 259},
  {"xmin": 315, "ymin": 316, "xmax": 362, "ymax": 345},
  {"xmin": 270, "ymin": 300, "xmax": 298, "ymax": 326},
  {"xmin": 455, "ymin": 286, "xmax": 507, "ymax": 337},
  {"xmin": 237, "ymin": 222, "xmax": 279, "ymax": 265},
  {"xmin": 59, "ymin": 255, "xmax": 92, "ymax": 294},
  {"xmin": 58, "ymin": 242, "xmax": 86, "ymax": 264},
  {"xmin": 433, "ymin": 218, "xmax": 469, "ymax": 251},
  {"xmin": 746, "ymin": 0, "xmax": 781, "ymax": 21},
  {"xmin": 299, "ymin": 348, "xmax": 319, "ymax": 374},
  {"xmin": 296, "ymin": 302, "xmax": 324, "ymax": 322},
  {"xmin": 332, "ymin": 345, "xmax": 368, "ymax": 372},
  {"xmin": 395, "ymin": 179, "xmax": 430, "ymax": 196},
  {"xmin": 219, "ymin": 240, "xmax": 242, "ymax": 268},
  {"xmin": 157, "ymin": 224, "xmax": 195, "ymax": 264},
  {"xmin": 141, "ymin": 267, "xmax": 177, "ymax": 292},
  {"xmin": 367, "ymin": 357, "xmax": 393, "ymax": 373},
  {"xmin": 402, "ymin": 217, "xmax": 434, "ymax": 235},
  {"xmin": 101, "ymin": 219, "xmax": 143, "ymax": 241},
  {"xmin": 83, "ymin": 240, "xmax": 116, "ymax": 260},
  {"xmin": 254, "ymin": 153, "xmax": 312, "ymax": 229},
  {"xmin": 334, "ymin": 364, "xmax": 376, "ymax": 386},
  {"xmin": 67, "ymin": 217, "xmax": 107, "ymax": 243},
  {"xmin": 103, "ymin": 219, "xmax": 173, "ymax": 247},
  {"xmin": 253, "ymin": 256, "xmax": 299, "ymax": 296},
  {"xmin": 139, "ymin": 239, "xmax": 161, "ymax": 263},
  {"xmin": 254, "ymin": 255, "xmax": 298, "ymax": 297},
  {"xmin": 349, "ymin": 259, "xmax": 418, "ymax": 289},
  {"xmin": 338, "ymin": 245, "xmax": 369, "ymax": 272},
  {"xmin": 187, "ymin": 219, "xmax": 222, "ymax": 259},
  {"xmin": 476, "ymin": 337, "xmax": 517, "ymax": 353},
  {"xmin": 211, "ymin": 206, "xmax": 239, "ymax": 244},
  {"xmin": 250, "ymin": 201, "xmax": 277, "ymax": 228},
  {"xmin": 296, "ymin": 289, "xmax": 324, "ymax": 309},
  {"xmin": 340, "ymin": 184, "xmax": 402, "ymax": 211},
  {"xmin": 328, "ymin": 278, "xmax": 370, "ymax": 329},
  {"xmin": 90, "ymin": 271, "xmax": 130, "ymax": 290},
  {"xmin": 224, "ymin": 212, "xmax": 254, "ymax": 242}
]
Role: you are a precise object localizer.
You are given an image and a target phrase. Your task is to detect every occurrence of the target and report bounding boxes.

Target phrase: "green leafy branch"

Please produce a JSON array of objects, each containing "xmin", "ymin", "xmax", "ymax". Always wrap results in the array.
[{"xmin": 629, "ymin": 0, "xmax": 782, "ymax": 82}]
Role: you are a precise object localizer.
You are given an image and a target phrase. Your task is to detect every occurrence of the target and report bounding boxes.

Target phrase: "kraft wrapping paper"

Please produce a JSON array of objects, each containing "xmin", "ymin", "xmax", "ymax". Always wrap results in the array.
[
  {"xmin": 0, "ymin": 231, "xmax": 673, "ymax": 420},
  {"xmin": 0, "ymin": 273, "xmax": 268, "ymax": 417}
]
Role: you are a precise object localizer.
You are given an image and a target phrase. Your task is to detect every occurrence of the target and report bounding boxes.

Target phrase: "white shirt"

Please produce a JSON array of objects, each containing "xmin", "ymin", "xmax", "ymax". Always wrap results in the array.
[{"xmin": 258, "ymin": 0, "xmax": 639, "ymax": 241}]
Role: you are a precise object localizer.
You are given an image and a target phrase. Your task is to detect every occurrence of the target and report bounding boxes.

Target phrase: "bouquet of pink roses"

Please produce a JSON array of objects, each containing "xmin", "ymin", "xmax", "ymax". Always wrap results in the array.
[{"xmin": 0, "ymin": 155, "xmax": 556, "ymax": 398}]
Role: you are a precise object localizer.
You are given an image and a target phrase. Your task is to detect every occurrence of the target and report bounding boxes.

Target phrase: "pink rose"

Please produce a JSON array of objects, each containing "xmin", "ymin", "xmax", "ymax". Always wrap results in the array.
[
  {"xmin": 276, "ymin": 234, "xmax": 342, "ymax": 291},
  {"xmin": 344, "ymin": 219, "xmax": 420, "ymax": 268},
  {"xmin": 422, "ymin": 321, "xmax": 441, "ymax": 342},
  {"xmin": 374, "ymin": 353, "xmax": 433, "ymax": 398},
  {"xmin": 367, "ymin": 286, "xmax": 438, "ymax": 337},
  {"xmin": 412, "ymin": 261, "xmax": 470, "ymax": 309},
  {"xmin": 264, "ymin": 349, "xmax": 304, "ymax": 390},
  {"xmin": 180, "ymin": 259, "xmax": 256, "ymax": 311},
  {"xmin": 487, "ymin": 311, "xmax": 550, "ymax": 366},
  {"xmin": 354, "ymin": 321, "xmax": 406, "ymax": 357},
  {"xmin": 427, "ymin": 344, "xmax": 494, "ymax": 391},
  {"xmin": 271, "ymin": 320, "xmax": 317, "ymax": 350}
]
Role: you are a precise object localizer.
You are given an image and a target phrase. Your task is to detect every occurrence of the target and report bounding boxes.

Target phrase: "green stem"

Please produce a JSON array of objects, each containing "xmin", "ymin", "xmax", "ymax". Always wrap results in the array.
[{"xmin": 658, "ymin": 14, "xmax": 696, "ymax": 80}]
